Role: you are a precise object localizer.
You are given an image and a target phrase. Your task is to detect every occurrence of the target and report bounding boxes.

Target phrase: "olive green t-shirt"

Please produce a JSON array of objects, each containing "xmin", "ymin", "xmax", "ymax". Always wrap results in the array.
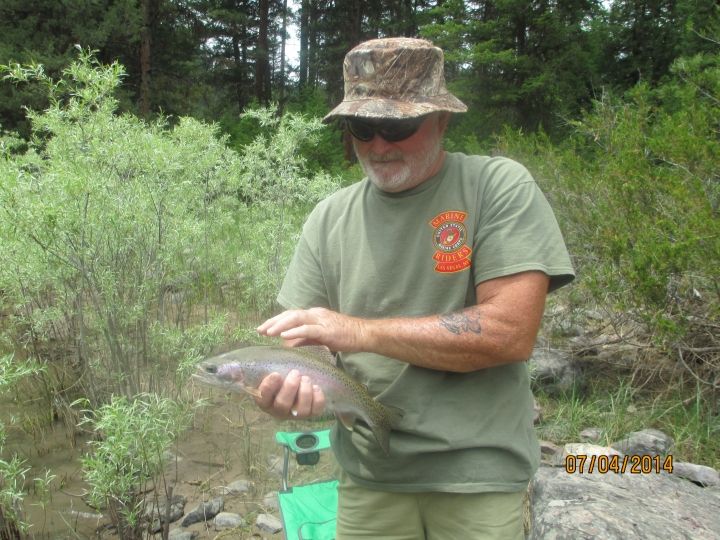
[{"xmin": 277, "ymin": 152, "xmax": 575, "ymax": 493}]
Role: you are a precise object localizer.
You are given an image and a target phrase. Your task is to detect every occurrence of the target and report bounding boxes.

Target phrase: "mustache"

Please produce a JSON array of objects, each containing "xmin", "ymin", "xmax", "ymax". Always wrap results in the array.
[{"xmin": 367, "ymin": 151, "xmax": 403, "ymax": 163}]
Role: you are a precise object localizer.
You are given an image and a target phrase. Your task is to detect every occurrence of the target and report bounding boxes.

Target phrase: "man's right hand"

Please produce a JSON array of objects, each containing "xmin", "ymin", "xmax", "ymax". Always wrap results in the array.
[{"xmin": 254, "ymin": 369, "xmax": 326, "ymax": 420}]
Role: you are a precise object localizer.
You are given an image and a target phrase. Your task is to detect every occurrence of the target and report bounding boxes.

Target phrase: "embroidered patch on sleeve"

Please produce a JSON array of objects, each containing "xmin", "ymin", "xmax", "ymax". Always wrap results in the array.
[{"xmin": 429, "ymin": 210, "xmax": 472, "ymax": 273}]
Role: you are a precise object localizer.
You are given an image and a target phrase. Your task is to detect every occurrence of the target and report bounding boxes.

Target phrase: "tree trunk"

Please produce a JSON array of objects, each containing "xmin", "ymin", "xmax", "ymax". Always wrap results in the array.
[
  {"xmin": 279, "ymin": 0, "xmax": 288, "ymax": 110},
  {"xmin": 348, "ymin": 0, "xmax": 362, "ymax": 47},
  {"xmin": 307, "ymin": 0, "xmax": 318, "ymax": 87},
  {"xmin": 256, "ymin": 0, "xmax": 271, "ymax": 104},
  {"xmin": 299, "ymin": 0, "xmax": 310, "ymax": 89},
  {"xmin": 232, "ymin": 34, "xmax": 245, "ymax": 111},
  {"xmin": 139, "ymin": 0, "xmax": 154, "ymax": 117}
]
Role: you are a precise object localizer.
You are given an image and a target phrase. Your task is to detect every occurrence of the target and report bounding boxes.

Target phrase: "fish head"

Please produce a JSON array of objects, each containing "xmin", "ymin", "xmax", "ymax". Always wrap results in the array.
[{"xmin": 194, "ymin": 360, "xmax": 247, "ymax": 388}]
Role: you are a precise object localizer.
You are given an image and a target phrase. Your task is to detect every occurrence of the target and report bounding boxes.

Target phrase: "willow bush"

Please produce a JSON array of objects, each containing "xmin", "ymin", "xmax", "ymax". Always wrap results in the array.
[
  {"xmin": 79, "ymin": 394, "xmax": 194, "ymax": 539},
  {"xmin": 0, "ymin": 49, "xmax": 339, "ymax": 409}
]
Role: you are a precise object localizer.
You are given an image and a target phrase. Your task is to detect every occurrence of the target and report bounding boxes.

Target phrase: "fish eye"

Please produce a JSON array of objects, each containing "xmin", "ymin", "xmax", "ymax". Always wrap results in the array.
[{"xmin": 204, "ymin": 364, "xmax": 218, "ymax": 374}]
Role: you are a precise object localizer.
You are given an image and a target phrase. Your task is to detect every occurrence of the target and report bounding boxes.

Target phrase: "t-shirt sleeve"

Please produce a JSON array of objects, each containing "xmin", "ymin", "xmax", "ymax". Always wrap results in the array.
[
  {"xmin": 276, "ymin": 211, "xmax": 331, "ymax": 309},
  {"xmin": 472, "ymin": 160, "xmax": 575, "ymax": 292}
]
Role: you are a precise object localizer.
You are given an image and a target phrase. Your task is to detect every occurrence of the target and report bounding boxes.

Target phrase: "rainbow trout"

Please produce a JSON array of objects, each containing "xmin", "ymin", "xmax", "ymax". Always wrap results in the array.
[{"xmin": 194, "ymin": 345, "xmax": 402, "ymax": 455}]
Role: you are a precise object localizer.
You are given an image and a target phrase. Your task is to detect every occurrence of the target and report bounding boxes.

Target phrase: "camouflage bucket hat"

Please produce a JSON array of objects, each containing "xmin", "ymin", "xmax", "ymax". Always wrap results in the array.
[{"xmin": 322, "ymin": 37, "xmax": 468, "ymax": 123}]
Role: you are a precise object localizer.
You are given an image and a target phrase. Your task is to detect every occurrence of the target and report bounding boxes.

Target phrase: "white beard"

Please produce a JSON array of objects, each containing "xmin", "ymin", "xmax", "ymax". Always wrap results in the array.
[{"xmin": 355, "ymin": 135, "xmax": 443, "ymax": 193}]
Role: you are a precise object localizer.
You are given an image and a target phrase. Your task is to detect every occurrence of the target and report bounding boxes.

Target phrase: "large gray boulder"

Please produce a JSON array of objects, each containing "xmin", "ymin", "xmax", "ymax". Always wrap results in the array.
[
  {"xmin": 181, "ymin": 497, "xmax": 224, "ymax": 527},
  {"xmin": 529, "ymin": 348, "xmax": 582, "ymax": 396},
  {"xmin": 672, "ymin": 461, "xmax": 720, "ymax": 487},
  {"xmin": 611, "ymin": 429, "xmax": 674, "ymax": 456},
  {"xmin": 528, "ymin": 466, "xmax": 720, "ymax": 539}
]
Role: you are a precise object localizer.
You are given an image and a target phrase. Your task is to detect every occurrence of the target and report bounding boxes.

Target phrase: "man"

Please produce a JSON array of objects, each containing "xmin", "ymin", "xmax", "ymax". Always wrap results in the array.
[{"xmin": 256, "ymin": 37, "xmax": 574, "ymax": 539}]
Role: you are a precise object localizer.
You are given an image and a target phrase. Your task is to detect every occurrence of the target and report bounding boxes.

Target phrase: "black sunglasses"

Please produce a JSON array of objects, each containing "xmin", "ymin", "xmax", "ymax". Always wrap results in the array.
[{"xmin": 345, "ymin": 116, "xmax": 427, "ymax": 143}]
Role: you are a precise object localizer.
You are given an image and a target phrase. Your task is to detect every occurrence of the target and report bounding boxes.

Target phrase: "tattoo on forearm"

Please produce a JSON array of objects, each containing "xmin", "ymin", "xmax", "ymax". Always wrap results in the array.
[{"xmin": 439, "ymin": 310, "xmax": 482, "ymax": 335}]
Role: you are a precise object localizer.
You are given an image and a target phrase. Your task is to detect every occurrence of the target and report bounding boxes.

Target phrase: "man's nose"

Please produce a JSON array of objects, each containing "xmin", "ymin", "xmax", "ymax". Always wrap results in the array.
[{"xmin": 367, "ymin": 134, "xmax": 397, "ymax": 153}]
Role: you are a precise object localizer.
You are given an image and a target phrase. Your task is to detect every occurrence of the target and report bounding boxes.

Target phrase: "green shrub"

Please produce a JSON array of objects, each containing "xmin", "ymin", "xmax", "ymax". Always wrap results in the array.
[
  {"xmin": 79, "ymin": 394, "xmax": 194, "ymax": 539},
  {"xmin": 495, "ymin": 51, "xmax": 719, "ymax": 385},
  {"xmin": 0, "ymin": 50, "xmax": 339, "ymax": 407}
]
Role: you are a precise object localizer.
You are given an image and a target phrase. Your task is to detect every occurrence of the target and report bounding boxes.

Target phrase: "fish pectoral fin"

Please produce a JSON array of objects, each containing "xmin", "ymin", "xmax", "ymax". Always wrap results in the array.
[
  {"xmin": 336, "ymin": 411, "xmax": 356, "ymax": 431},
  {"xmin": 239, "ymin": 384, "xmax": 262, "ymax": 399}
]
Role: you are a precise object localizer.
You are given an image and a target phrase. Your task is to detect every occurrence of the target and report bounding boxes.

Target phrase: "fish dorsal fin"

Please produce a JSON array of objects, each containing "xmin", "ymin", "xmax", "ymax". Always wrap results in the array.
[{"xmin": 297, "ymin": 345, "xmax": 337, "ymax": 366}]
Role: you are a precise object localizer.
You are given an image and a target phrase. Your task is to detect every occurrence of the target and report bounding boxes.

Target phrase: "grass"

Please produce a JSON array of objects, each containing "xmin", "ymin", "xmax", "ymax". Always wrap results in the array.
[{"xmin": 535, "ymin": 376, "xmax": 720, "ymax": 469}]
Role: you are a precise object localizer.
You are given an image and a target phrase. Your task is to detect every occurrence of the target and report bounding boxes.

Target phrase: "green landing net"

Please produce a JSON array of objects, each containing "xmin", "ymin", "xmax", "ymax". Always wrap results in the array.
[{"xmin": 275, "ymin": 429, "xmax": 338, "ymax": 540}]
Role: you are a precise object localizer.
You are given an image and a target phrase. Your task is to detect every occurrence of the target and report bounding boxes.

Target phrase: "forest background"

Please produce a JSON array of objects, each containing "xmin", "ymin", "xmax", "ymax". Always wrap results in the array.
[{"xmin": 0, "ymin": 1, "xmax": 718, "ymax": 538}]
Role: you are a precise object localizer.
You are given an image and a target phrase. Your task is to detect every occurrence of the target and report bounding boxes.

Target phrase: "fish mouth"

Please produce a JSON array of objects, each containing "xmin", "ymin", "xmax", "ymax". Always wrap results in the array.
[{"xmin": 191, "ymin": 371, "xmax": 217, "ymax": 385}]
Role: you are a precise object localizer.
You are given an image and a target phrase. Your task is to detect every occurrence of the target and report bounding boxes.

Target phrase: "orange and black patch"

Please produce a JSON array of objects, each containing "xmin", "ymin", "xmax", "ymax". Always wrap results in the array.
[{"xmin": 429, "ymin": 211, "xmax": 472, "ymax": 273}]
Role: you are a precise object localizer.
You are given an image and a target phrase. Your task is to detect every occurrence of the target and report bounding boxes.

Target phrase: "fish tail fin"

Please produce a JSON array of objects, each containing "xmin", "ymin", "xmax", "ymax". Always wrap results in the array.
[{"xmin": 373, "ymin": 424, "xmax": 392, "ymax": 456}]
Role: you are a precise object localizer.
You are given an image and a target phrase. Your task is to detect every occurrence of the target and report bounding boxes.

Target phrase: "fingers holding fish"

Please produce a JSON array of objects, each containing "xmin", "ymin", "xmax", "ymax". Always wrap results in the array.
[
  {"xmin": 292, "ymin": 376, "xmax": 326, "ymax": 418},
  {"xmin": 256, "ymin": 309, "xmax": 304, "ymax": 336},
  {"xmin": 254, "ymin": 371, "xmax": 284, "ymax": 413},
  {"xmin": 257, "ymin": 307, "xmax": 366, "ymax": 353},
  {"xmin": 195, "ymin": 345, "xmax": 400, "ymax": 454},
  {"xmin": 254, "ymin": 369, "xmax": 326, "ymax": 420},
  {"xmin": 272, "ymin": 368, "xmax": 302, "ymax": 416}
]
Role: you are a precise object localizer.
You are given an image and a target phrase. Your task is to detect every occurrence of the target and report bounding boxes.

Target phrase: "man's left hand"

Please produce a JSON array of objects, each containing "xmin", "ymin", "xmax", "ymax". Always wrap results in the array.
[{"xmin": 257, "ymin": 307, "xmax": 367, "ymax": 352}]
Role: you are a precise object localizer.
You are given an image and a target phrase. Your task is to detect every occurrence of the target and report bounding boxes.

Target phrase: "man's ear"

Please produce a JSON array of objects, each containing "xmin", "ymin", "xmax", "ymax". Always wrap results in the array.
[{"xmin": 438, "ymin": 112, "xmax": 452, "ymax": 134}]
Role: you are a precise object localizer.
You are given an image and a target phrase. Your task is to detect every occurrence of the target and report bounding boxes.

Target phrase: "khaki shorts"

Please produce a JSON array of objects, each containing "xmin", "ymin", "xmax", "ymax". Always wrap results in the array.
[{"xmin": 336, "ymin": 471, "xmax": 526, "ymax": 540}]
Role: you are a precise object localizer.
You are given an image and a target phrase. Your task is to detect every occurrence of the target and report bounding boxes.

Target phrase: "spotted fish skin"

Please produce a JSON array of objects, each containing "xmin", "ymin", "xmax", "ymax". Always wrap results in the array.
[{"xmin": 194, "ymin": 345, "xmax": 402, "ymax": 454}]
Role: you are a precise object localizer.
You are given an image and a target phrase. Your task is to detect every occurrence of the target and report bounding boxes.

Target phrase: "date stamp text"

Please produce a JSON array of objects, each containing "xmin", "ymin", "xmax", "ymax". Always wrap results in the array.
[{"xmin": 564, "ymin": 454, "xmax": 673, "ymax": 474}]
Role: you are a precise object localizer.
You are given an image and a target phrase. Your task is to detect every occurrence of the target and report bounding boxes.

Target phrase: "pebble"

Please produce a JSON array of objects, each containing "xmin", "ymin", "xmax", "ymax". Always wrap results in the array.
[
  {"xmin": 214, "ymin": 511, "xmax": 246, "ymax": 529},
  {"xmin": 579, "ymin": 427, "xmax": 604, "ymax": 443},
  {"xmin": 263, "ymin": 491, "xmax": 280, "ymax": 512},
  {"xmin": 217, "ymin": 479, "xmax": 253, "ymax": 495},
  {"xmin": 256, "ymin": 513, "xmax": 283, "ymax": 534},
  {"xmin": 168, "ymin": 530, "xmax": 197, "ymax": 540}
]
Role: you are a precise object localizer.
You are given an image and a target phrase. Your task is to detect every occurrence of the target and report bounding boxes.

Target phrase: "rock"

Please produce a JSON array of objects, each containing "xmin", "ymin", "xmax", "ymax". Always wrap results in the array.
[
  {"xmin": 611, "ymin": 429, "xmax": 673, "ymax": 456},
  {"xmin": 263, "ymin": 491, "xmax": 279, "ymax": 512},
  {"xmin": 672, "ymin": 462, "xmax": 720, "ymax": 487},
  {"xmin": 595, "ymin": 343, "xmax": 639, "ymax": 367},
  {"xmin": 529, "ymin": 466, "xmax": 720, "ymax": 539},
  {"xmin": 708, "ymin": 486, "xmax": 720, "ymax": 503},
  {"xmin": 163, "ymin": 450, "xmax": 183, "ymax": 463},
  {"xmin": 256, "ymin": 513, "xmax": 283, "ymax": 534},
  {"xmin": 539, "ymin": 440, "xmax": 562, "ymax": 464},
  {"xmin": 67, "ymin": 510, "xmax": 104, "ymax": 521},
  {"xmin": 582, "ymin": 309, "xmax": 605, "ymax": 321},
  {"xmin": 532, "ymin": 398, "xmax": 542, "ymax": 424},
  {"xmin": 529, "ymin": 348, "xmax": 581, "ymax": 396},
  {"xmin": 267, "ymin": 454, "xmax": 293, "ymax": 476},
  {"xmin": 555, "ymin": 319, "xmax": 584, "ymax": 337},
  {"xmin": 181, "ymin": 497, "xmax": 224, "ymax": 527},
  {"xmin": 214, "ymin": 512, "xmax": 246, "ymax": 530},
  {"xmin": 218, "ymin": 479, "xmax": 253, "ymax": 495},
  {"xmin": 144, "ymin": 494, "xmax": 186, "ymax": 532},
  {"xmin": 168, "ymin": 530, "xmax": 197, "ymax": 540},
  {"xmin": 579, "ymin": 427, "xmax": 604, "ymax": 443},
  {"xmin": 559, "ymin": 444, "xmax": 621, "ymax": 470}
]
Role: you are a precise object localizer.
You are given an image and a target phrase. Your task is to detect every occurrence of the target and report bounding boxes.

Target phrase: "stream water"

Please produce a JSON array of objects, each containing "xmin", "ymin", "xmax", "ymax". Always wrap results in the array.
[{"xmin": 2, "ymin": 388, "xmax": 337, "ymax": 539}]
